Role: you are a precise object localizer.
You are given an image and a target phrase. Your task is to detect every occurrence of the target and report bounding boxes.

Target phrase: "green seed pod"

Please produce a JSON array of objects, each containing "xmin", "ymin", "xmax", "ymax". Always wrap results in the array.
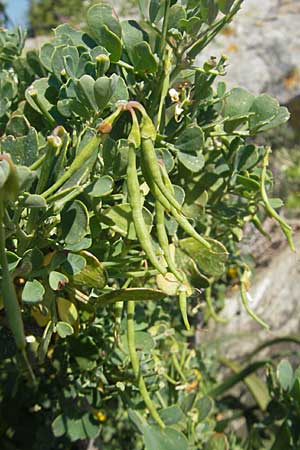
[{"xmin": 0, "ymin": 154, "xmax": 19, "ymax": 202}]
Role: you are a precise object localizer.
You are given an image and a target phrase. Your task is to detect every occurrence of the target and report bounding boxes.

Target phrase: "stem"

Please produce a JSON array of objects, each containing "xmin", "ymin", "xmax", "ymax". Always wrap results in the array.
[
  {"xmin": 156, "ymin": 47, "xmax": 172, "ymax": 133},
  {"xmin": 240, "ymin": 268, "xmax": 270, "ymax": 330},
  {"xmin": 260, "ymin": 149, "xmax": 294, "ymax": 251},
  {"xmin": 29, "ymin": 152, "xmax": 46, "ymax": 171},
  {"xmin": 0, "ymin": 200, "xmax": 36, "ymax": 385},
  {"xmin": 29, "ymin": 92, "xmax": 56, "ymax": 127},
  {"xmin": 186, "ymin": 0, "xmax": 244, "ymax": 59},
  {"xmin": 41, "ymin": 135, "xmax": 101, "ymax": 199},
  {"xmin": 159, "ymin": 0, "xmax": 170, "ymax": 57},
  {"xmin": 171, "ymin": 353, "xmax": 187, "ymax": 382},
  {"xmin": 127, "ymin": 301, "xmax": 165, "ymax": 429},
  {"xmin": 205, "ymin": 284, "xmax": 227, "ymax": 324}
]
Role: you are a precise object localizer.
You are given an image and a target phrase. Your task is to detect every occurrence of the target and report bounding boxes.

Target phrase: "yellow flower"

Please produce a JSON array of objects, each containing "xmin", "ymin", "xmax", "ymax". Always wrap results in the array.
[{"xmin": 94, "ymin": 410, "xmax": 107, "ymax": 422}]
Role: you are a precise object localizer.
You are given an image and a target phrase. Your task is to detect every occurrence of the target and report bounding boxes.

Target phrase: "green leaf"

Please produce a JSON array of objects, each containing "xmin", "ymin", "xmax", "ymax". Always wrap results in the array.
[
  {"xmin": 110, "ymin": 76, "xmax": 129, "ymax": 103},
  {"xmin": 104, "ymin": 203, "xmax": 153, "ymax": 240},
  {"xmin": 87, "ymin": 3, "xmax": 122, "ymax": 62},
  {"xmin": 99, "ymin": 25, "xmax": 122, "ymax": 62},
  {"xmin": 221, "ymin": 358, "xmax": 270, "ymax": 411},
  {"xmin": 249, "ymin": 94, "xmax": 280, "ymax": 131},
  {"xmin": 49, "ymin": 271, "xmax": 69, "ymax": 291},
  {"xmin": 6, "ymin": 115, "xmax": 30, "ymax": 137},
  {"xmin": 223, "ymin": 87, "xmax": 254, "ymax": 118},
  {"xmin": 121, "ymin": 20, "xmax": 144, "ymax": 64},
  {"xmin": 195, "ymin": 397, "xmax": 214, "ymax": 421},
  {"xmin": 177, "ymin": 152, "xmax": 205, "ymax": 172},
  {"xmin": 149, "ymin": 0, "xmax": 161, "ymax": 22},
  {"xmin": 87, "ymin": 3, "xmax": 122, "ymax": 40},
  {"xmin": 76, "ymin": 75, "xmax": 98, "ymax": 111},
  {"xmin": 269, "ymin": 198, "xmax": 284, "ymax": 209},
  {"xmin": 56, "ymin": 321, "xmax": 74, "ymax": 338},
  {"xmin": 95, "ymin": 288, "xmax": 165, "ymax": 306},
  {"xmin": 168, "ymin": 5, "xmax": 186, "ymax": 30},
  {"xmin": 159, "ymin": 406, "xmax": 186, "ymax": 426},
  {"xmin": 277, "ymin": 359, "xmax": 294, "ymax": 391},
  {"xmin": 87, "ymin": 175, "xmax": 114, "ymax": 197},
  {"xmin": 94, "ymin": 75, "xmax": 116, "ymax": 110},
  {"xmin": 57, "ymin": 297, "xmax": 78, "ymax": 325},
  {"xmin": 255, "ymin": 106, "xmax": 290, "ymax": 132},
  {"xmin": 205, "ymin": 433, "xmax": 229, "ymax": 450},
  {"xmin": 218, "ymin": 0, "xmax": 235, "ymax": 14},
  {"xmin": 25, "ymin": 78, "xmax": 55, "ymax": 116},
  {"xmin": 176, "ymin": 125, "xmax": 204, "ymax": 153},
  {"xmin": 63, "ymin": 253, "xmax": 86, "ymax": 275},
  {"xmin": 66, "ymin": 416, "xmax": 87, "ymax": 441},
  {"xmin": 200, "ymin": 0, "xmax": 219, "ymax": 24},
  {"xmin": 52, "ymin": 414, "xmax": 67, "ymax": 438},
  {"xmin": 60, "ymin": 200, "xmax": 90, "ymax": 246},
  {"xmin": 82, "ymin": 413, "xmax": 101, "ymax": 439},
  {"xmin": 236, "ymin": 174, "xmax": 260, "ymax": 191},
  {"xmin": 1, "ymin": 128, "xmax": 39, "ymax": 166},
  {"xmin": 51, "ymin": 45, "xmax": 79, "ymax": 81},
  {"xmin": 7, "ymin": 252, "xmax": 21, "ymax": 272},
  {"xmin": 123, "ymin": 330, "xmax": 155, "ymax": 354},
  {"xmin": 208, "ymin": 361, "xmax": 269, "ymax": 398},
  {"xmin": 179, "ymin": 237, "xmax": 228, "ymax": 277},
  {"xmin": 22, "ymin": 280, "xmax": 45, "ymax": 304},
  {"xmin": 40, "ymin": 42, "xmax": 55, "ymax": 72},
  {"xmin": 132, "ymin": 42, "xmax": 158, "ymax": 73},
  {"xmin": 144, "ymin": 425, "xmax": 189, "ymax": 450},
  {"xmin": 72, "ymin": 251, "xmax": 107, "ymax": 290}
]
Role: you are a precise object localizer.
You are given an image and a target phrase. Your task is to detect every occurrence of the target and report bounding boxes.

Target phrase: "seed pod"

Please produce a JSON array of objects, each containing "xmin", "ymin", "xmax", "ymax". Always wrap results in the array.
[{"xmin": 0, "ymin": 154, "xmax": 19, "ymax": 202}]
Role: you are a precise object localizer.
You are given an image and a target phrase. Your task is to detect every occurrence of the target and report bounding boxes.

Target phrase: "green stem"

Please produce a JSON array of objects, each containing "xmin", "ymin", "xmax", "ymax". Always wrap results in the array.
[
  {"xmin": 240, "ymin": 268, "xmax": 270, "ymax": 330},
  {"xmin": 29, "ymin": 91, "xmax": 56, "ymax": 127},
  {"xmin": 29, "ymin": 152, "xmax": 46, "ymax": 171},
  {"xmin": 0, "ymin": 200, "xmax": 36, "ymax": 384},
  {"xmin": 186, "ymin": 0, "xmax": 244, "ymax": 59},
  {"xmin": 127, "ymin": 301, "xmax": 165, "ymax": 429},
  {"xmin": 260, "ymin": 149, "xmax": 294, "ymax": 251},
  {"xmin": 205, "ymin": 284, "xmax": 227, "ymax": 324},
  {"xmin": 41, "ymin": 135, "xmax": 101, "ymax": 199},
  {"xmin": 171, "ymin": 353, "xmax": 187, "ymax": 382},
  {"xmin": 159, "ymin": 0, "xmax": 170, "ymax": 57}
]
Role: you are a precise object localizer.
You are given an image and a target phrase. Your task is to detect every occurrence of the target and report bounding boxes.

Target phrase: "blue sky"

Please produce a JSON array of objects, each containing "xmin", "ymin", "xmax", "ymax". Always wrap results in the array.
[{"xmin": 6, "ymin": 0, "xmax": 28, "ymax": 27}]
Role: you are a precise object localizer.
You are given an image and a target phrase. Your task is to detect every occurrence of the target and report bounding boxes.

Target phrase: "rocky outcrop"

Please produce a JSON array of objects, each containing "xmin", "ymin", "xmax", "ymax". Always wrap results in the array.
[{"xmin": 197, "ymin": 0, "xmax": 300, "ymax": 106}]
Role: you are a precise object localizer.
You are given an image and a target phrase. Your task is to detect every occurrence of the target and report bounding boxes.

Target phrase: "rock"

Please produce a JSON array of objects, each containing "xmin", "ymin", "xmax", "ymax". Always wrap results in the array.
[{"xmin": 196, "ymin": 0, "xmax": 300, "ymax": 105}]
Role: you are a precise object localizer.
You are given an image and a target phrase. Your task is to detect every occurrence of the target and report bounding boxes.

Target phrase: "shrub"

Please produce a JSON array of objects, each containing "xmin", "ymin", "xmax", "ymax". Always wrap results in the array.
[{"xmin": 0, "ymin": 1, "xmax": 294, "ymax": 449}]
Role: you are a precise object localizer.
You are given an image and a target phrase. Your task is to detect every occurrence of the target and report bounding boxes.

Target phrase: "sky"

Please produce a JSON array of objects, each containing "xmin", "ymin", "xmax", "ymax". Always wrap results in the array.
[{"xmin": 6, "ymin": 0, "xmax": 28, "ymax": 27}]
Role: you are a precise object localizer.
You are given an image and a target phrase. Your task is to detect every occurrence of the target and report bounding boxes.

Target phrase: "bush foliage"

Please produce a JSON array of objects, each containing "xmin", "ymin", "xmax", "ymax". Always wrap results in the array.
[{"xmin": 0, "ymin": 1, "xmax": 297, "ymax": 449}]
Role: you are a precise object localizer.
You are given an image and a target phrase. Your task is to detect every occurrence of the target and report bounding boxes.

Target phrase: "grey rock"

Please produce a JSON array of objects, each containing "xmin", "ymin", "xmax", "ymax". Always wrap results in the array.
[{"xmin": 196, "ymin": 0, "xmax": 300, "ymax": 105}]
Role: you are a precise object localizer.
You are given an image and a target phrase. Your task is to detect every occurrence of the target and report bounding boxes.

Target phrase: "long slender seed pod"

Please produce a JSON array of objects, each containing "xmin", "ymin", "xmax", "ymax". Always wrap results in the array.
[
  {"xmin": 205, "ymin": 284, "xmax": 227, "ymax": 324},
  {"xmin": 41, "ymin": 135, "xmax": 101, "ymax": 199},
  {"xmin": 127, "ymin": 300, "xmax": 165, "ymax": 429},
  {"xmin": 240, "ymin": 267, "xmax": 270, "ymax": 330},
  {"xmin": 171, "ymin": 352, "xmax": 187, "ymax": 382},
  {"xmin": 141, "ymin": 137, "xmax": 183, "ymax": 213},
  {"xmin": 127, "ymin": 145, "xmax": 167, "ymax": 275},
  {"xmin": 155, "ymin": 200, "xmax": 184, "ymax": 282},
  {"xmin": 141, "ymin": 154, "xmax": 211, "ymax": 248},
  {"xmin": 0, "ymin": 202, "xmax": 26, "ymax": 350},
  {"xmin": 178, "ymin": 289, "xmax": 190, "ymax": 330},
  {"xmin": 260, "ymin": 149, "xmax": 294, "ymax": 251},
  {"xmin": 0, "ymin": 201, "xmax": 36, "ymax": 384}
]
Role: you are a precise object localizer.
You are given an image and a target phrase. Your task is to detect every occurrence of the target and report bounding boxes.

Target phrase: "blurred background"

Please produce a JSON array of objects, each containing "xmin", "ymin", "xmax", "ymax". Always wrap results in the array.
[{"xmin": 1, "ymin": 0, "xmax": 300, "ymax": 348}]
